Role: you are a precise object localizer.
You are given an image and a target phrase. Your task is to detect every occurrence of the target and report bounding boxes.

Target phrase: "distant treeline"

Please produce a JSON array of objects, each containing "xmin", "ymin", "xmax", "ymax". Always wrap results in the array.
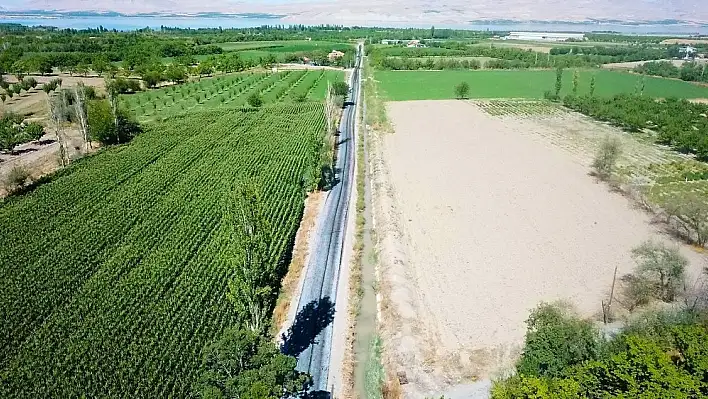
[
  {"xmin": 634, "ymin": 61, "xmax": 708, "ymax": 83},
  {"xmin": 563, "ymin": 94, "xmax": 708, "ymax": 159},
  {"xmin": 549, "ymin": 45, "xmax": 677, "ymax": 61},
  {"xmin": 368, "ymin": 43, "xmax": 676, "ymax": 70}
]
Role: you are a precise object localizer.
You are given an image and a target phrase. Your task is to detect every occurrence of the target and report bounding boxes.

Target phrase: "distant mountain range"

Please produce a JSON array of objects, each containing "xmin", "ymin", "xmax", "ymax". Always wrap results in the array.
[{"xmin": 1, "ymin": 0, "xmax": 707, "ymax": 25}]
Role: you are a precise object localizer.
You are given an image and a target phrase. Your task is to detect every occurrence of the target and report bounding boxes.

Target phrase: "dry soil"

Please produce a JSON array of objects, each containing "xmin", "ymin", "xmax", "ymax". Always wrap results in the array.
[{"xmin": 374, "ymin": 100, "xmax": 707, "ymax": 397}]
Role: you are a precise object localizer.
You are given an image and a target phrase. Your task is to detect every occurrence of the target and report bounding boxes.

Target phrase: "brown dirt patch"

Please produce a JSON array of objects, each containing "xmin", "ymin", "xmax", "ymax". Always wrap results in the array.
[
  {"xmin": 2, "ymin": 74, "xmax": 107, "ymax": 118},
  {"xmin": 373, "ymin": 100, "xmax": 707, "ymax": 397},
  {"xmin": 603, "ymin": 59, "xmax": 708, "ymax": 70},
  {"xmin": 661, "ymin": 38, "xmax": 708, "ymax": 45}
]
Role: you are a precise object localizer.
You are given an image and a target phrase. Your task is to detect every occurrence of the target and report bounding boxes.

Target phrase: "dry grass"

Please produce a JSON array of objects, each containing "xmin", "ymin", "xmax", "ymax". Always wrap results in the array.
[{"xmin": 271, "ymin": 191, "xmax": 325, "ymax": 333}]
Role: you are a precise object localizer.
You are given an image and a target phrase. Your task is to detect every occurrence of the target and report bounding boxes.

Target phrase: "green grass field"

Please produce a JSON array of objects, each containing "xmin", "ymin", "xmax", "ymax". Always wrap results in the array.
[{"xmin": 376, "ymin": 69, "xmax": 708, "ymax": 100}]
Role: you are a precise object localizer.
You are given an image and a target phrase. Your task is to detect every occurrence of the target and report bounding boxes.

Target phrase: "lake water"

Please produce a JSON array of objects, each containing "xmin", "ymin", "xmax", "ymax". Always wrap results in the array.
[{"xmin": 2, "ymin": 15, "xmax": 708, "ymax": 35}]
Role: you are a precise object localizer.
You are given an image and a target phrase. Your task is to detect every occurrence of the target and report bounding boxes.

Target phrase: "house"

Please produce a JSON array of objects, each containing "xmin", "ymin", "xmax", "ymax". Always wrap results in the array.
[
  {"xmin": 503, "ymin": 32, "xmax": 586, "ymax": 42},
  {"xmin": 406, "ymin": 40, "xmax": 423, "ymax": 48},
  {"xmin": 381, "ymin": 39, "xmax": 403, "ymax": 45},
  {"xmin": 680, "ymin": 46, "xmax": 697, "ymax": 59},
  {"xmin": 328, "ymin": 50, "xmax": 345, "ymax": 62}
]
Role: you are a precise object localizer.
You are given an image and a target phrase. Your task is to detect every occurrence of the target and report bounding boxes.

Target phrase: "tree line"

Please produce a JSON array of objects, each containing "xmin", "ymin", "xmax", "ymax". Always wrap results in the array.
[
  {"xmin": 368, "ymin": 43, "xmax": 680, "ymax": 71},
  {"xmin": 562, "ymin": 94, "xmax": 708, "ymax": 159},
  {"xmin": 634, "ymin": 60, "xmax": 708, "ymax": 83}
]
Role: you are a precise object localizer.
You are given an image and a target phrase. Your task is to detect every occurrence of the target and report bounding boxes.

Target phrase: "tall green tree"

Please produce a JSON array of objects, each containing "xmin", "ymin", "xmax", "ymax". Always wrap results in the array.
[
  {"xmin": 589, "ymin": 75, "xmax": 596, "ymax": 96},
  {"xmin": 226, "ymin": 182, "xmax": 279, "ymax": 333},
  {"xmin": 572, "ymin": 70, "xmax": 579, "ymax": 95},
  {"xmin": 195, "ymin": 326, "xmax": 311, "ymax": 399},
  {"xmin": 554, "ymin": 67, "xmax": 564, "ymax": 97}
]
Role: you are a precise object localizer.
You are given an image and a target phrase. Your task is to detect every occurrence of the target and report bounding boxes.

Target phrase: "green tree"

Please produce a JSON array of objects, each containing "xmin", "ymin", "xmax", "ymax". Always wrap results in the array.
[
  {"xmin": 195, "ymin": 326, "xmax": 311, "ymax": 398},
  {"xmin": 247, "ymin": 93, "xmax": 263, "ymax": 108},
  {"xmin": 454, "ymin": 81, "xmax": 470, "ymax": 99},
  {"xmin": 516, "ymin": 303, "xmax": 599, "ymax": 378},
  {"xmin": 87, "ymin": 99, "xmax": 141, "ymax": 145},
  {"xmin": 589, "ymin": 75, "xmax": 596, "ymax": 96},
  {"xmin": 554, "ymin": 67, "xmax": 564, "ymax": 97},
  {"xmin": 627, "ymin": 240, "xmax": 687, "ymax": 302},
  {"xmin": 331, "ymin": 80, "xmax": 349, "ymax": 96},
  {"xmin": 225, "ymin": 182, "xmax": 280, "ymax": 332},
  {"xmin": 91, "ymin": 55, "xmax": 110, "ymax": 77},
  {"xmin": 75, "ymin": 62, "xmax": 90, "ymax": 77},
  {"xmin": 572, "ymin": 69, "xmax": 579, "ymax": 95}
]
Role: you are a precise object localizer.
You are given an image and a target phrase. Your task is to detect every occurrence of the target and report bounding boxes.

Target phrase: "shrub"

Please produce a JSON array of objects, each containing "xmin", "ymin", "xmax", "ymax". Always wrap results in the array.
[
  {"xmin": 621, "ymin": 240, "xmax": 687, "ymax": 304},
  {"xmin": 3, "ymin": 165, "xmax": 31, "ymax": 193},
  {"xmin": 331, "ymin": 80, "xmax": 349, "ymax": 96},
  {"xmin": 454, "ymin": 81, "xmax": 470, "ymax": 99},
  {"xmin": 516, "ymin": 303, "xmax": 599, "ymax": 378},
  {"xmin": 87, "ymin": 99, "xmax": 142, "ymax": 145},
  {"xmin": 591, "ymin": 135, "xmax": 622, "ymax": 180},
  {"xmin": 247, "ymin": 93, "xmax": 263, "ymax": 108},
  {"xmin": 23, "ymin": 122, "xmax": 45, "ymax": 142}
]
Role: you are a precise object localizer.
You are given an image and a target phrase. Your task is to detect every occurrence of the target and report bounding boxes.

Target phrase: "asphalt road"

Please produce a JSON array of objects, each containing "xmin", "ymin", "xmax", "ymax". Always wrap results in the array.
[{"xmin": 292, "ymin": 44, "xmax": 362, "ymax": 393}]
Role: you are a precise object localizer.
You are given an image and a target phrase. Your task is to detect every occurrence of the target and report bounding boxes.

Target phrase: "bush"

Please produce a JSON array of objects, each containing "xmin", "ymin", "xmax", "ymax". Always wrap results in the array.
[
  {"xmin": 543, "ymin": 90, "xmax": 560, "ymax": 102},
  {"xmin": 492, "ymin": 309, "xmax": 708, "ymax": 399},
  {"xmin": 516, "ymin": 303, "xmax": 599, "ymax": 378},
  {"xmin": 665, "ymin": 194, "xmax": 708, "ymax": 247},
  {"xmin": 621, "ymin": 240, "xmax": 687, "ymax": 305},
  {"xmin": 87, "ymin": 99, "xmax": 142, "ymax": 145},
  {"xmin": 591, "ymin": 135, "xmax": 622, "ymax": 180},
  {"xmin": 24, "ymin": 122, "xmax": 45, "ymax": 142},
  {"xmin": 247, "ymin": 93, "xmax": 263, "ymax": 108},
  {"xmin": 331, "ymin": 80, "xmax": 349, "ymax": 96},
  {"xmin": 454, "ymin": 81, "xmax": 470, "ymax": 99},
  {"xmin": 195, "ymin": 326, "xmax": 311, "ymax": 398},
  {"xmin": 3, "ymin": 165, "xmax": 31, "ymax": 193}
]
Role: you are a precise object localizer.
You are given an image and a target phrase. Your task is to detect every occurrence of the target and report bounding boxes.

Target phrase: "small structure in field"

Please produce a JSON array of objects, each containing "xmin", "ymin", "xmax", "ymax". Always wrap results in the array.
[
  {"xmin": 680, "ymin": 45, "xmax": 697, "ymax": 59},
  {"xmin": 407, "ymin": 39, "xmax": 425, "ymax": 48},
  {"xmin": 328, "ymin": 50, "xmax": 345, "ymax": 61},
  {"xmin": 381, "ymin": 39, "xmax": 403, "ymax": 45},
  {"xmin": 504, "ymin": 32, "xmax": 586, "ymax": 41}
]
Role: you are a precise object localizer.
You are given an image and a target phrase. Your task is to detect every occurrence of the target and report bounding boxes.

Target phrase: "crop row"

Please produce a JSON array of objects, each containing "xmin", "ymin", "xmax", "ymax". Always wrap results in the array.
[
  {"xmin": 0, "ymin": 102, "xmax": 327, "ymax": 398},
  {"xmin": 122, "ymin": 70, "xmax": 343, "ymax": 121}
]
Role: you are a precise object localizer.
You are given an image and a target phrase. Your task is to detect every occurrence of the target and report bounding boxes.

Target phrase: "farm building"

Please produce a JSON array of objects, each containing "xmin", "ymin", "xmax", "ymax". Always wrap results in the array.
[
  {"xmin": 381, "ymin": 39, "xmax": 403, "ymax": 45},
  {"xmin": 504, "ymin": 32, "xmax": 585, "ymax": 42},
  {"xmin": 328, "ymin": 50, "xmax": 345, "ymax": 61}
]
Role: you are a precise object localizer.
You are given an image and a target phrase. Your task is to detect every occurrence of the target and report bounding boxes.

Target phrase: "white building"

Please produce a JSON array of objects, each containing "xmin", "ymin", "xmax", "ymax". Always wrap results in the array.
[
  {"xmin": 680, "ymin": 45, "xmax": 697, "ymax": 59},
  {"xmin": 504, "ymin": 32, "xmax": 586, "ymax": 42}
]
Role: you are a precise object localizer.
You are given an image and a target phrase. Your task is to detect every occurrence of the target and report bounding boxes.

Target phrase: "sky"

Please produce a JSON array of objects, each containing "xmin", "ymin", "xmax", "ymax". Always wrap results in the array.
[{"xmin": 1, "ymin": 0, "xmax": 707, "ymax": 25}]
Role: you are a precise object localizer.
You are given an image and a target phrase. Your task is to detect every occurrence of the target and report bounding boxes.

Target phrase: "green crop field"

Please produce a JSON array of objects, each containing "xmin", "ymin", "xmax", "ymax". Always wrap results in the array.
[
  {"xmin": 122, "ymin": 69, "xmax": 344, "ymax": 121},
  {"xmin": 376, "ymin": 69, "xmax": 708, "ymax": 100},
  {"xmin": 0, "ymin": 102, "xmax": 326, "ymax": 398}
]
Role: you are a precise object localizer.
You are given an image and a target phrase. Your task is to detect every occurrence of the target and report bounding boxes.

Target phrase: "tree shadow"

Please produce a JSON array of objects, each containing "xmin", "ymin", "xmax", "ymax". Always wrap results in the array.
[{"xmin": 280, "ymin": 297, "xmax": 335, "ymax": 357}]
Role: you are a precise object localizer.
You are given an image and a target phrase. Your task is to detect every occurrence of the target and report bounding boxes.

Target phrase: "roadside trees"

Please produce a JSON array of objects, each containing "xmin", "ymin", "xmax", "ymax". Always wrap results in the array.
[
  {"xmin": 454, "ymin": 81, "xmax": 470, "ymax": 99},
  {"xmin": 331, "ymin": 80, "xmax": 349, "ymax": 96}
]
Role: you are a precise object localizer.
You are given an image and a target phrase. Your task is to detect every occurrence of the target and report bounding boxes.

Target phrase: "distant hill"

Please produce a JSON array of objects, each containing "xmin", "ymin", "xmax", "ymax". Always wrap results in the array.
[{"xmin": 2, "ymin": 0, "xmax": 708, "ymax": 25}]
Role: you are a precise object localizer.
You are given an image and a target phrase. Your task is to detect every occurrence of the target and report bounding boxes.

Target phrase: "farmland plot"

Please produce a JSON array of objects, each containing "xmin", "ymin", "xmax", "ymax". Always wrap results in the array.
[
  {"xmin": 373, "ymin": 99, "xmax": 706, "ymax": 396},
  {"xmin": 0, "ymin": 103, "xmax": 325, "ymax": 398},
  {"xmin": 122, "ymin": 70, "xmax": 343, "ymax": 121}
]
